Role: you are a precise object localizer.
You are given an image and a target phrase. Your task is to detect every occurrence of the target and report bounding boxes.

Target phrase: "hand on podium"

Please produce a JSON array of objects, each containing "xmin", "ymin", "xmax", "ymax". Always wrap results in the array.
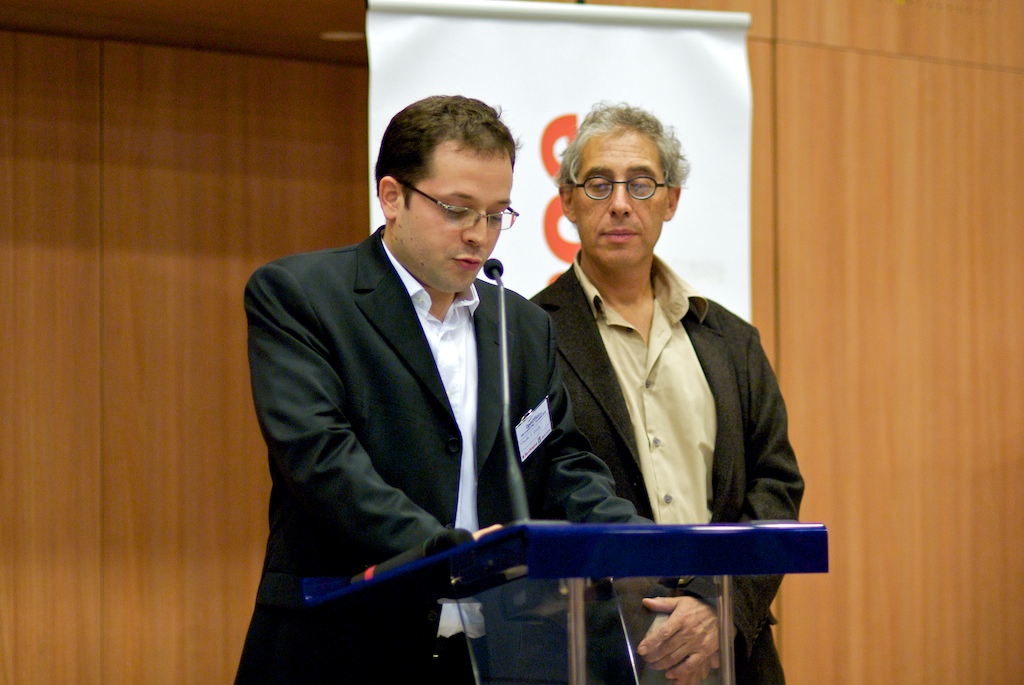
[{"xmin": 473, "ymin": 524, "xmax": 503, "ymax": 540}]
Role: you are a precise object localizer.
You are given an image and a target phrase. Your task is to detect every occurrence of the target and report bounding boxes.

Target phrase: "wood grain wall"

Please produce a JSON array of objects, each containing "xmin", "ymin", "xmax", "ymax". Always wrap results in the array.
[
  {"xmin": 1, "ymin": 33, "xmax": 102, "ymax": 685},
  {"xmin": 2, "ymin": 0, "xmax": 1023, "ymax": 682},
  {"xmin": 773, "ymin": 3, "xmax": 1024, "ymax": 684},
  {"xmin": 1, "ymin": 32, "xmax": 368, "ymax": 684}
]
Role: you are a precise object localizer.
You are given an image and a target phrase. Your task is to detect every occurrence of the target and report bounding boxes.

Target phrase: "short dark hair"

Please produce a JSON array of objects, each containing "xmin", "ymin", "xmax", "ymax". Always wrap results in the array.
[{"xmin": 374, "ymin": 95, "xmax": 519, "ymax": 200}]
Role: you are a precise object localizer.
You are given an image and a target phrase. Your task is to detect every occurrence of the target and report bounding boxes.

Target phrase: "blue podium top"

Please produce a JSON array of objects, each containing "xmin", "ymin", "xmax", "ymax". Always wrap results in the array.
[
  {"xmin": 461, "ymin": 520, "xmax": 828, "ymax": 580},
  {"xmin": 302, "ymin": 521, "xmax": 827, "ymax": 608}
]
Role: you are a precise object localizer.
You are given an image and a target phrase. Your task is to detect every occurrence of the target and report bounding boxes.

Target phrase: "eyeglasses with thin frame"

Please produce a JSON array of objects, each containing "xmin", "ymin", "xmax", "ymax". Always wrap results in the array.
[
  {"xmin": 399, "ymin": 181, "xmax": 519, "ymax": 231},
  {"xmin": 575, "ymin": 176, "xmax": 666, "ymax": 201}
]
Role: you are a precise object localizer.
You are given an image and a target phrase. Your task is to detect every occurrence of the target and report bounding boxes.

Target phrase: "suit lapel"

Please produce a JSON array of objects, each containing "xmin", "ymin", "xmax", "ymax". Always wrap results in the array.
[
  {"xmin": 353, "ymin": 230, "xmax": 452, "ymax": 416},
  {"xmin": 684, "ymin": 310, "xmax": 739, "ymax": 517},
  {"xmin": 473, "ymin": 284, "xmax": 503, "ymax": 473},
  {"xmin": 543, "ymin": 271, "xmax": 640, "ymax": 464}
]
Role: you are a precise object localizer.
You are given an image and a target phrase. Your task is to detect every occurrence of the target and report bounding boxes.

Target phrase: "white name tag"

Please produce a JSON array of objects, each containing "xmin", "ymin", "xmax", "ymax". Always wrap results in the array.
[{"xmin": 515, "ymin": 396, "xmax": 552, "ymax": 463}]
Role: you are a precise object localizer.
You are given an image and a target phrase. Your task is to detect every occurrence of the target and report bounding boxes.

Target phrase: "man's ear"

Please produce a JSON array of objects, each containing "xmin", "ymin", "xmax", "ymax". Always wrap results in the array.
[
  {"xmin": 559, "ymin": 185, "xmax": 577, "ymax": 224},
  {"xmin": 378, "ymin": 176, "xmax": 403, "ymax": 220},
  {"xmin": 663, "ymin": 186, "xmax": 682, "ymax": 222}
]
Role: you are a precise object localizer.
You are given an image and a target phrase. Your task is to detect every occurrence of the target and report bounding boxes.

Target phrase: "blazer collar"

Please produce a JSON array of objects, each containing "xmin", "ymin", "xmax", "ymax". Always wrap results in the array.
[
  {"xmin": 539, "ymin": 269, "xmax": 640, "ymax": 461},
  {"xmin": 353, "ymin": 228, "xmax": 451, "ymax": 415},
  {"xmin": 682, "ymin": 308, "xmax": 737, "ymax": 514},
  {"xmin": 540, "ymin": 268, "xmax": 733, "ymax": 494},
  {"xmin": 472, "ymin": 283, "xmax": 503, "ymax": 472},
  {"xmin": 354, "ymin": 228, "xmax": 506, "ymax": 468}
]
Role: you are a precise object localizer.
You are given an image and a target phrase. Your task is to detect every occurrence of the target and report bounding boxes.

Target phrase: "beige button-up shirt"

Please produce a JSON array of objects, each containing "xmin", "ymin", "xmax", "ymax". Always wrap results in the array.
[{"xmin": 573, "ymin": 256, "xmax": 716, "ymax": 524}]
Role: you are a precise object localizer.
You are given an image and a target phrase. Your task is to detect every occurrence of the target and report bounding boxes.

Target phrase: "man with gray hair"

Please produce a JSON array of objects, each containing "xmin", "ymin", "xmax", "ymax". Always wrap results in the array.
[{"xmin": 533, "ymin": 102, "xmax": 804, "ymax": 684}]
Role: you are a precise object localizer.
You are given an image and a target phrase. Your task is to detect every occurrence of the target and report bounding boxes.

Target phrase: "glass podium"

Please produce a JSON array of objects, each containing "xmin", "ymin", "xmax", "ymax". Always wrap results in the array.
[{"xmin": 303, "ymin": 521, "xmax": 828, "ymax": 685}]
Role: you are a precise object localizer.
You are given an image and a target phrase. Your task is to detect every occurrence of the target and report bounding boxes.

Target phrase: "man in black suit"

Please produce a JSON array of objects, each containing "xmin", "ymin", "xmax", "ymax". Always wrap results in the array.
[
  {"xmin": 234, "ymin": 95, "xmax": 644, "ymax": 684},
  {"xmin": 533, "ymin": 102, "xmax": 804, "ymax": 684}
]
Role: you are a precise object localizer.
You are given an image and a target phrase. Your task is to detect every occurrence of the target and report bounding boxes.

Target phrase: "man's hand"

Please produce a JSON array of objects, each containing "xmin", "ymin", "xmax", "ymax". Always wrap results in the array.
[
  {"xmin": 472, "ymin": 524, "xmax": 502, "ymax": 540},
  {"xmin": 637, "ymin": 595, "xmax": 720, "ymax": 684}
]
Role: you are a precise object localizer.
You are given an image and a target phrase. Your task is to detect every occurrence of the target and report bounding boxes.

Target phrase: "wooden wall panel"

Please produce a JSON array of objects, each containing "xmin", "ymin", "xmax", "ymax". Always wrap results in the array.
[
  {"xmin": 777, "ymin": 0, "xmax": 1024, "ymax": 70},
  {"xmin": 748, "ymin": 38, "xmax": 777, "ymax": 362},
  {"xmin": 0, "ymin": 32, "xmax": 102, "ymax": 685},
  {"xmin": 585, "ymin": 0, "xmax": 773, "ymax": 39},
  {"xmin": 100, "ymin": 43, "xmax": 368, "ymax": 683},
  {"xmin": 775, "ymin": 42, "xmax": 1024, "ymax": 685},
  {"xmin": 0, "ymin": 33, "xmax": 13, "ymax": 685},
  {"xmin": 0, "ymin": 0, "xmax": 368, "ymax": 65}
]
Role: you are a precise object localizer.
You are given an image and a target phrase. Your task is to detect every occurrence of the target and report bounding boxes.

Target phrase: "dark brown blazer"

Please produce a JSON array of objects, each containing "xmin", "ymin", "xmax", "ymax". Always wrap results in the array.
[{"xmin": 533, "ymin": 267, "xmax": 805, "ymax": 684}]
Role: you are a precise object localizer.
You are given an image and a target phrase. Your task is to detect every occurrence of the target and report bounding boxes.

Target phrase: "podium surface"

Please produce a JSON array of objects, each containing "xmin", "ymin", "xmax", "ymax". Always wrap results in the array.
[
  {"xmin": 303, "ymin": 521, "xmax": 827, "ymax": 606},
  {"xmin": 302, "ymin": 522, "xmax": 828, "ymax": 685}
]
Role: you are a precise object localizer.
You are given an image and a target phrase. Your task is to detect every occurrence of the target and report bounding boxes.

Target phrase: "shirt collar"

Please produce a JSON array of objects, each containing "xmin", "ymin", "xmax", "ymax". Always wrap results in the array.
[
  {"xmin": 572, "ymin": 252, "xmax": 708, "ymax": 324},
  {"xmin": 382, "ymin": 238, "xmax": 480, "ymax": 319}
]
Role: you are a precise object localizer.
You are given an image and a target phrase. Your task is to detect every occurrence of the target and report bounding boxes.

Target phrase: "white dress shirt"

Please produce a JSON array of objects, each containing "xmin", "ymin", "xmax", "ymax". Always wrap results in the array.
[{"xmin": 383, "ymin": 242, "xmax": 483, "ymax": 637}]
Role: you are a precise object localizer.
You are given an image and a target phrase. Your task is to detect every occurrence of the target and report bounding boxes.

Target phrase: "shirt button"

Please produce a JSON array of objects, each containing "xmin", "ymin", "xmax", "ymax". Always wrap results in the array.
[
  {"xmin": 645, "ymin": 379, "xmax": 652, "ymax": 389},
  {"xmin": 663, "ymin": 494, "xmax": 673, "ymax": 504},
  {"xmin": 447, "ymin": 437, "xmax": 461, "ymax": 454},
  {"xmin": 652, "ymin": 437, "xmax": 661, "ymax": 447}
]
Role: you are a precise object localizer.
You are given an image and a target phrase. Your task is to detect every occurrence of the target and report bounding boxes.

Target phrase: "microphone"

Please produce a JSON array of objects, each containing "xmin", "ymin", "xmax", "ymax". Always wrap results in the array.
[
  {"xmin": 484, "ymin": 258, "xmax": 503, "ymax": 280},
  {"xmin": 483, "ymin": 258, "xmax": 530, "ymax": 523},
  {"xmin": 350, "ymin": 527, "xmax": 473, "ymax": 583}
]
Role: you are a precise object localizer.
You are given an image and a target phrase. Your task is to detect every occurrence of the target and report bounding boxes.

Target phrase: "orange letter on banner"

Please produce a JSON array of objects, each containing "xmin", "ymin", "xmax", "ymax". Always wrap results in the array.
[
  {"xmin": 540, "ymin": 114, "xmax": 579, "ymax": 268},
  {"xmin": 544, "ymin": 196, "xmax": 578, "ymax": 264},
  {"xmin": 541, "ymin": 114, "xmax": 577, "ymax": 177}
]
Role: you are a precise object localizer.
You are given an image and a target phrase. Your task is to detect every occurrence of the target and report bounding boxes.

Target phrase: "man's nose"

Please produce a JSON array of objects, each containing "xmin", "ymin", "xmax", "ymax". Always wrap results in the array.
[
  {"xmin": 608, "ymin": 184, "xmax": 633, "ymax": 214},
  {"xmin": 462, "ymin": 216, "xmax": 489, "ymax": 244}
]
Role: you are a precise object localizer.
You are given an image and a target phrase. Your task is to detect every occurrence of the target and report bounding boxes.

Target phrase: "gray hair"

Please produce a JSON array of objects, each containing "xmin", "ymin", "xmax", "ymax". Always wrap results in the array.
[{"xmin": 556, "ymin": 102, "xmax": 689, "ymax": 189}]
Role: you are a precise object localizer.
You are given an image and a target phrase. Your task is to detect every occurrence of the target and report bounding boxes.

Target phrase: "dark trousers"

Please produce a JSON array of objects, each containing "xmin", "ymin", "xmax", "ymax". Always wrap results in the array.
[
  {"xmin": 235, "ymin": 602, "xmax": 443, "ymax": 684},
  {"xmin": 429, "ymin": 633, "xmax": 478, "ymax": 684}
]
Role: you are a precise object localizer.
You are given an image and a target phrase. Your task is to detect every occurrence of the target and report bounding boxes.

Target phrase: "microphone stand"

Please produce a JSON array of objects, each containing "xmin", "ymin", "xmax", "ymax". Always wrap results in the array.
[{"xmin": 484, "ymin": 259, "xmax": 530, "ymax": 524}]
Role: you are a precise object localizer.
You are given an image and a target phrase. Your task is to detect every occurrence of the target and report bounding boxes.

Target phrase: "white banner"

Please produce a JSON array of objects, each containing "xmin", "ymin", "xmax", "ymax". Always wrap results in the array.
[{"xmin": 367, "ymin": 0, "xmax": 752, "ymax": 319}]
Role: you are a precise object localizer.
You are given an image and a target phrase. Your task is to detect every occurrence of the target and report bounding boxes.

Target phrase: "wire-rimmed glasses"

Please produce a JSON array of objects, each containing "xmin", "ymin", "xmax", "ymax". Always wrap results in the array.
[
  {"xmin": 400, "ymin": 181, "xmax": 519, "ymax": 231},
  {"xmin": 575, "ymin": 176, "xmax": 666, "ymax": 201}
]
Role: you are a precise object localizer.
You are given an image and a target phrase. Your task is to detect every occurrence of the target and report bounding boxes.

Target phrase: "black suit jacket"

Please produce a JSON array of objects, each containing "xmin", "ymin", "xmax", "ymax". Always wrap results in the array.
[
  {"xmin": 236, "ymin": 230, "xmax": 642, "ymax": 683},
  {"xmin": 533, "ymin": 267, "xmax": 804, "ymax": 684}
]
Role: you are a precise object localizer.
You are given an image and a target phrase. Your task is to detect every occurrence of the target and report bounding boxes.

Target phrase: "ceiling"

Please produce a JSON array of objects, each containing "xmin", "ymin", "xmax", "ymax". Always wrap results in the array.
[{"xmin": 0, "ymin": 0, "xmax": 369, "ymax": 65}]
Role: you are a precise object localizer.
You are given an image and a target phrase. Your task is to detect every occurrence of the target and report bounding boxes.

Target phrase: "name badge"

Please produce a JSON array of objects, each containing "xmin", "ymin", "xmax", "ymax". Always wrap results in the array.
[{"xmin": 515, "ymin": 396, "xmax": 552, "ymax": 462}]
